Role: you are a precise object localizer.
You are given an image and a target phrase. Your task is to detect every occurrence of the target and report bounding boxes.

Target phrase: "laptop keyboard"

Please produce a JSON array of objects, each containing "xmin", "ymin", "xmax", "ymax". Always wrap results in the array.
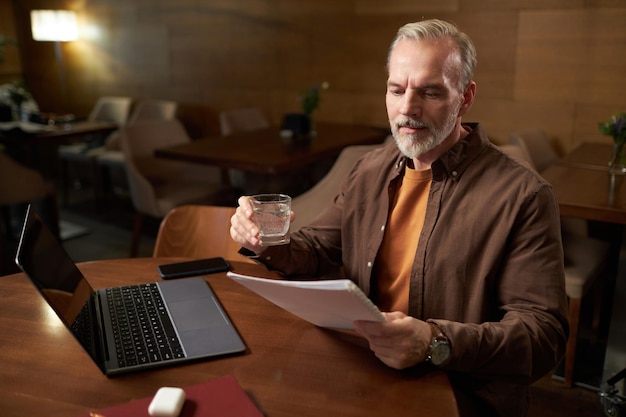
[{"xmin": 106, "ymin": 283, "xmax": 185, "ymax": 368}]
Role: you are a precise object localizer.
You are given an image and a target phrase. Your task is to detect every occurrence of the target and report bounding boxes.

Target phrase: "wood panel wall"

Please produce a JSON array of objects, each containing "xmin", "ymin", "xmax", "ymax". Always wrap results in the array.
[
  {"xmin": 6, "ymin": 0, "xmax": 626, "ymax": 152},
  {"xmin": 0, "ymin": 0, "xmax": 21, "ymax": 84}
]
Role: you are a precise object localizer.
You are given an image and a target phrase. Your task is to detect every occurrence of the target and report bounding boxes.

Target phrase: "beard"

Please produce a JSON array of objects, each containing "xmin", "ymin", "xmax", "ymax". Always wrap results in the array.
[{"xmin": 391, "ymin": 104, "xmax": 461, "ymax": 159}]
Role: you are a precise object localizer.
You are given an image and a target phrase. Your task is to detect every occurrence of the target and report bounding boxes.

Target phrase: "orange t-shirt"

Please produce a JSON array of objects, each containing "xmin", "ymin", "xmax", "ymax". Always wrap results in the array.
[{"xmin": 374, "ymin": 166, "xmax": 432, "ymax": 313}]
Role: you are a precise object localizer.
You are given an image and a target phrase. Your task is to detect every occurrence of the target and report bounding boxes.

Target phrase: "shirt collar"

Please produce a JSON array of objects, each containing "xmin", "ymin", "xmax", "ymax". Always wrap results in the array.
[{"xmin": 431, "ymin": 122, "xmax": 486, "ymax": 181}]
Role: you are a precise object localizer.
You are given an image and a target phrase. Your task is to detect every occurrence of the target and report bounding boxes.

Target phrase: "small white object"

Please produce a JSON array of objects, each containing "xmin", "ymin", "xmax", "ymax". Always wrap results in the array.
[
  {"xmin": 148, "ymin": 387, "xmax": 186, "ymax": 417},
  {"xmin": 279, "ymin": 129, "xmax": 293, "ymax": 139}
]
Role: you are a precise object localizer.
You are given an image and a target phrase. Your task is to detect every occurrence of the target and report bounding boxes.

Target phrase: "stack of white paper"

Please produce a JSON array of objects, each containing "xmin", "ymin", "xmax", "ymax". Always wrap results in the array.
[{"xmin": 227, "ymin": 272, "xmax": 384, "ymax": 330}]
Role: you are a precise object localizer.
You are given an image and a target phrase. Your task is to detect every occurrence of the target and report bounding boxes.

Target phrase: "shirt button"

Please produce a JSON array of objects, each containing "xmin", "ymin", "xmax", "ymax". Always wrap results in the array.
[
  {"xmin": 367, "ymin": 261, "xmax": 372, "ymax": 268},
  {"xmin": 380, "ymin": 225, "xmax": 385, "ymax": 232},
  {"xmin": 451, "ymin": 170, "xmax": 458, "ymax": 177}
]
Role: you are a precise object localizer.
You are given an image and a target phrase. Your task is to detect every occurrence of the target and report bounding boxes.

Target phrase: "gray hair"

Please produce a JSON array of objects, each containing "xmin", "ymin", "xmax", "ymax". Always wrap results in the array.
[{"xmin": 387, "ymin": 19, "xmax": 477, "ymax": 92}]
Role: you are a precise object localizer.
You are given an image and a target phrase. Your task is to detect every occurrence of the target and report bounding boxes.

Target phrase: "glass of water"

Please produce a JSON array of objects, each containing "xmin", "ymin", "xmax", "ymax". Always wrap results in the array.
[{"xmin": 250, "ymin": 194, "xmax": 292, "ymax": 246}]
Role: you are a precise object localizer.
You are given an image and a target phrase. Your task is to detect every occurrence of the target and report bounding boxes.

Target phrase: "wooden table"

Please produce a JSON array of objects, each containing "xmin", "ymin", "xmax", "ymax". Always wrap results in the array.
[
  {"xmin": 154, "ymin": 122, "xmax": 389, "ymax": 175},
  {"xmin": 542, "ymin": 143, "xmax": 626, "ymax": 224},
  {"xmin": 542, "ymin": 142, "xmax": 626, "ymax": 392},
  {"xmin": 0, "ymin": 258, "xmax": 458, "ymax": 417}
]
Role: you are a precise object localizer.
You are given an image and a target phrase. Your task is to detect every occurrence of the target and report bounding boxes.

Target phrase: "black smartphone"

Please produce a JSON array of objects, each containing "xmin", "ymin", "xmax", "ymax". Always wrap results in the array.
[{"xmin": 157, "ymin": 257, "xmax": 231, "ymax": 280}]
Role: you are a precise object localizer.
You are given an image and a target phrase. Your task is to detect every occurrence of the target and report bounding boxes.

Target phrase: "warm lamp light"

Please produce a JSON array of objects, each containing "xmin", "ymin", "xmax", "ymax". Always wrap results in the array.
[
  {"xmin": 30, "ymin": 10, "xmax": 79, "ymax": 112},
  {"xmin": 30, "ymin": 10, "xmax": 78, "ymax": 42}
]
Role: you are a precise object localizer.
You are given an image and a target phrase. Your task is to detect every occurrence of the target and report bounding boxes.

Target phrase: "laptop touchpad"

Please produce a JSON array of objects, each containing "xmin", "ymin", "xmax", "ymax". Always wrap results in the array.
[
  {"xmin": 168, "ymin": 297, "xmax": 228, "ymax": 330},
  {"xmin": 169, "ymin": 297, "xmax": 244, "ymax": 357}
]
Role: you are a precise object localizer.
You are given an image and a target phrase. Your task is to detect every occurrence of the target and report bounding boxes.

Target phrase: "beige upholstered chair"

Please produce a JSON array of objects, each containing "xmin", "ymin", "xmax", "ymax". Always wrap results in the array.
[
  {"xmin": 120, "ymin": 119, "xmax": 225, "ymax": 257},
  {"xmin": 498, "ymin": 144, "xmax": 533, "ymax": 165},
  {"xmin": 219, "ymin": 107, "xmax": 270, "ymax": 136},
  {"xmin": 128, "ymin": 99, "xmax": 178, "ymax": 125},
  {"xmin": 88, "ymin": 96, "xmax": 134, "ymax": 125},
  {"xmin": 509, "ymin": 129, "xmax": 560, "ymax": 173},
  {"xmin": 154, "ymin": 204, "xmax": 253, "ymax": 263},
  {"xmin": 219, "ymin": 107, "xmax": 270, "ymax": 191},
  {"xmin": 509, "ymin": 129, "xmax": 588, "ymax": 235},
  {"xmin": 96, "ymin": 99, "xmax": 179, "ymax": 198},
  {"xmin": 59, "ymin": 96, "xmax": 132, "ymax": 204},
  {"xmin": 502, "ymin": 138, "xmax": 611, "ymax": 387},
  {"xmin": 290, "ymin": 143, "xmax": 383, "ymax": 231}
]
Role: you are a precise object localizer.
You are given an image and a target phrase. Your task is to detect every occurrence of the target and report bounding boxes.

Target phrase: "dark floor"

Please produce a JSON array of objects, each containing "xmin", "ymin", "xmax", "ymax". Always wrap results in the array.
[{"xmin": 0, "ymin": 188, "xmax": 614, "ymax": 417}]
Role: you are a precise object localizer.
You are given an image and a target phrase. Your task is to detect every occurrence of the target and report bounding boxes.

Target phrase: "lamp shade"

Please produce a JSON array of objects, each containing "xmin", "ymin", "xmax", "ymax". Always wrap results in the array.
[{"xmin": 31, "ymin": 10, "xmax": 78, "ymax": 42}]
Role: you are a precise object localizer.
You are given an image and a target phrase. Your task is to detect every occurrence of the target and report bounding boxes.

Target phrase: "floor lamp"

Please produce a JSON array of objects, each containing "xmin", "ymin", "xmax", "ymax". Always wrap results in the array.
[
  {"xmin": 30, "ymin": 10, "xmax": 86, "ymax": 241},
  {"xmin": 30, "ymin": 9, "xmax": 78, "ymax": 111}
]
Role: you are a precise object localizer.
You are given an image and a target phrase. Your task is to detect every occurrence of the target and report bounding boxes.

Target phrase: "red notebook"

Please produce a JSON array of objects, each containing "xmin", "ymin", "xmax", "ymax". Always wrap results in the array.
[{"xmin": 78, "ymin": 375, "xmax": 264, "ymax": 417}]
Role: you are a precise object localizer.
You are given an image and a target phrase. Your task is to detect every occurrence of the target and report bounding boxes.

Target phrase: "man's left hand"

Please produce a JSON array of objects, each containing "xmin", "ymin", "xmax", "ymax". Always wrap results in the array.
[{"xmin": 354, "ymin": 312, "xmax": 432, "ymax": 369}]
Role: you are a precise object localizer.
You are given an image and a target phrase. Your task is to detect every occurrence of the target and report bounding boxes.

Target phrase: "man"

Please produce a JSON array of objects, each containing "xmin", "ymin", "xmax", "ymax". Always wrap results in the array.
[{"xmin": 230, "ymin": 19, "xmax": 568, "ymax": 417}]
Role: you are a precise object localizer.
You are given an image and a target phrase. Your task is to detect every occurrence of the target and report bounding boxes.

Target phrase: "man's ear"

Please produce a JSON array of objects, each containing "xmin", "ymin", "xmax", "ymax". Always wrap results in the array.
[{"xmin": 458, "ymin": 81, "xmax": 476, "ymax": 117}]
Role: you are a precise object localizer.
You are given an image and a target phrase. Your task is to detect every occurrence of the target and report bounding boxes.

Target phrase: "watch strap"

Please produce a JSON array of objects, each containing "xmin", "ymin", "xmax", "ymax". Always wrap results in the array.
[
  {"xmin": 428, "ymin": 322, "xmax": 446, "ymax": 340},
  {"xmin": 425, "ymin": 322, "xmax": 450, "ymax": 365}
]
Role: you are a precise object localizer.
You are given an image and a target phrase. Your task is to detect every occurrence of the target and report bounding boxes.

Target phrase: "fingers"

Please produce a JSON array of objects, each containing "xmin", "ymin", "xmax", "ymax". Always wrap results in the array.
[
  {"xmin": 230, "ymin": 196, "xmax": 264, "ymax": 253},
  {"xmin": 354, "ymin": 313, "xmax": 431, "ymax": 369}
]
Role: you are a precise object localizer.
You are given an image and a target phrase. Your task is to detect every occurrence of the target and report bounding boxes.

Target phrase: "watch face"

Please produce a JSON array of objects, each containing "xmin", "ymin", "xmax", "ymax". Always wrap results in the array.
[{"xmin": 431, "ymin": 339, "xmax": 451, "ymax": 365}]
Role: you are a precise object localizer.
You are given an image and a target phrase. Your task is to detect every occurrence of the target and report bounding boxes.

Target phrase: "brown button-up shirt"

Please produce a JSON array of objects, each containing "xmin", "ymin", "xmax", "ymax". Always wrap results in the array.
[{"xmin": 255, "ymin": 123, "xmax": 569, "ymax": 417}]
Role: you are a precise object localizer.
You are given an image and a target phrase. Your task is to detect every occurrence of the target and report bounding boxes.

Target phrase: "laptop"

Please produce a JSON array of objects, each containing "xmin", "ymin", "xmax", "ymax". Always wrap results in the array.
[{"xmin": 15, "ymin": 205, "xmax": 246, "ymax": 376}]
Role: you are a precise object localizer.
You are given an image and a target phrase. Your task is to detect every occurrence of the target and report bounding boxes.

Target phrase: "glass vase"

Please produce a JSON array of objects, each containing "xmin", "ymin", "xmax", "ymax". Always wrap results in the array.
[{"xmin": 609, "ymin": 142, "xmax": 626, "ymax": 175}]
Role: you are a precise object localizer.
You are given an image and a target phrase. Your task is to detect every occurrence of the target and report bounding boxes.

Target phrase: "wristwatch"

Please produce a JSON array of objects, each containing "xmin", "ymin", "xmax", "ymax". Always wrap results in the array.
[{"xmin": 426, "ymin": 322, "xmax": 451, "ymax": 366}]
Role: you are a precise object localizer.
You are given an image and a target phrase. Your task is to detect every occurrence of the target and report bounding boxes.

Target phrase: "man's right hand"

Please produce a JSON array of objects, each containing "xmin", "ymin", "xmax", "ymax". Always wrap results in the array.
[
  {"xmin": 230, "ymin": 196, "xmax": 296, "ymax": 255},
  {"xmin": 230, "ymin": 196, "xmax": 266, "ymax": 254}
]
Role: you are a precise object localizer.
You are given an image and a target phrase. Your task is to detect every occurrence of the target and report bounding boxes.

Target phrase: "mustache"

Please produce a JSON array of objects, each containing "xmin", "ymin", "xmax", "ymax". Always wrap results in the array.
[{"xmin": 395, "ymin": 118, "xmax": 430, "ymax": 129}]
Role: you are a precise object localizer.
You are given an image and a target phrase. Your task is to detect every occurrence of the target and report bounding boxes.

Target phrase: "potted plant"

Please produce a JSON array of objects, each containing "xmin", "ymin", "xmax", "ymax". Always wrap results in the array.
[
  {"xmin": 599, "ymin": 112, "xmax": 626, "ymax": 174},
  {"xmin": 281, "ymin": 82, "xmax": 329, "ymax": 139}
]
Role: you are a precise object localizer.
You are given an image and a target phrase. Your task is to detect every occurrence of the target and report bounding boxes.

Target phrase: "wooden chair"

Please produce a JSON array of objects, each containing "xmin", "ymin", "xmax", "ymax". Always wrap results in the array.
[
  {"xmin": 120, "ymin": 120, "xmax": 226, "ymax": 257},
  {"xmin": 154, "ymin": 205, "xmax": 254, "ymax": 263},
  {"xmin": 502, "ymin": 139, "xmax": 611, "ymax": 387}
]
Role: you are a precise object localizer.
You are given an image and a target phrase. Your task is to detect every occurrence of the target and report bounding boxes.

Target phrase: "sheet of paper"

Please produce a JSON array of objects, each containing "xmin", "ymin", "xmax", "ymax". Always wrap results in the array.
[{"xmin": 227, "ymin": 272, "xmax": 384, "ymax": 330}]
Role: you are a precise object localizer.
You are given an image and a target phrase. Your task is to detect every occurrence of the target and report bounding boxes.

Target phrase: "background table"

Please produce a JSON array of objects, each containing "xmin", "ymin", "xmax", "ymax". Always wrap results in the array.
[
  {"xmin": 542, "ymin": 142, "xmax": 626, "ymax": 393},
  {"xmin": 0, "ymin": 120, "xmax": 118, "ymax": 144},
  {"xmin": 0, "ymin": 120, "xmax": 118, "ymax": 175},
  {"xmin": 155, "ymin": 122, "xmax": 389, "ymax": 194},
  {"xmin": 155, "ymin": 122, "xmax": 389, "ymax": 175},
  {"xmin": 0, "ymin": 258, "xmax": 458, "ymax": 417}
]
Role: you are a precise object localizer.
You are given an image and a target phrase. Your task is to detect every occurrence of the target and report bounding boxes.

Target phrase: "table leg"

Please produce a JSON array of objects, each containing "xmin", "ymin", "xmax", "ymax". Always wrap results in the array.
[{"xmin": 602, "ymin": 227, "xmax": 626, "ymax": 395}]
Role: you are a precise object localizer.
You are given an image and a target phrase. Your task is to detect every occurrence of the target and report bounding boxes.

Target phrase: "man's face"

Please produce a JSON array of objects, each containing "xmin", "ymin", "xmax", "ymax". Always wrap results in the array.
[{"xmin": 386, "ymin": 38, "xmax": 467, "ymax": 159}]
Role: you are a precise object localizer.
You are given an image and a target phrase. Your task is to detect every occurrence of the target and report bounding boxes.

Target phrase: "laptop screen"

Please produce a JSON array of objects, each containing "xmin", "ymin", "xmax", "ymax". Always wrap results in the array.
[
  {"xmin": 15, "ymin": 206, "xmax": 98, "ymax": 352},
  {"xmin": 15, "ymin": 206, "xmax": 247, "ymax": 376}
]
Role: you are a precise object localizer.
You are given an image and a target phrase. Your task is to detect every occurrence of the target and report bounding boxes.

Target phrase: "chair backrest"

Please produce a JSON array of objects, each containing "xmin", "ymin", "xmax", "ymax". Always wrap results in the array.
[
  {"xmin": 121, "ymin": 119, "xmax": 190, "ymax": 159},
  {"xmin": 219, "ymin": 107, "xmax": 270, "ymax": 136},
  {"xmin": 509, "ymin": 129, "xmax": 559, "ymax": 173},
  {"xmin": 120, "ymin": 119, "xmax": 222, "ymax": 218},
  {"xmin": 120, "ymin": 119, "xmax": 192, "ymax": 216},
  {"xmin": 290, "ymin": 144, "xmax": 382, "ymax": 231},
  {"xmin": 88, "ymin": 96, "xmax": 132, "ymax": 126},
  {"xmin": 506, "ymin": 136, "xmax": 587, "ymax": 236},
  {"xmin": 128, "ymin": 99, "xmax": 178, "ymax": 125},
  {"xmin": 499, "ymin": 144, "xmax": 533, "ymax": 165},
  {"xmin": 154, "ymin": 205, "xmax": 252, "ymax": 262}
]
